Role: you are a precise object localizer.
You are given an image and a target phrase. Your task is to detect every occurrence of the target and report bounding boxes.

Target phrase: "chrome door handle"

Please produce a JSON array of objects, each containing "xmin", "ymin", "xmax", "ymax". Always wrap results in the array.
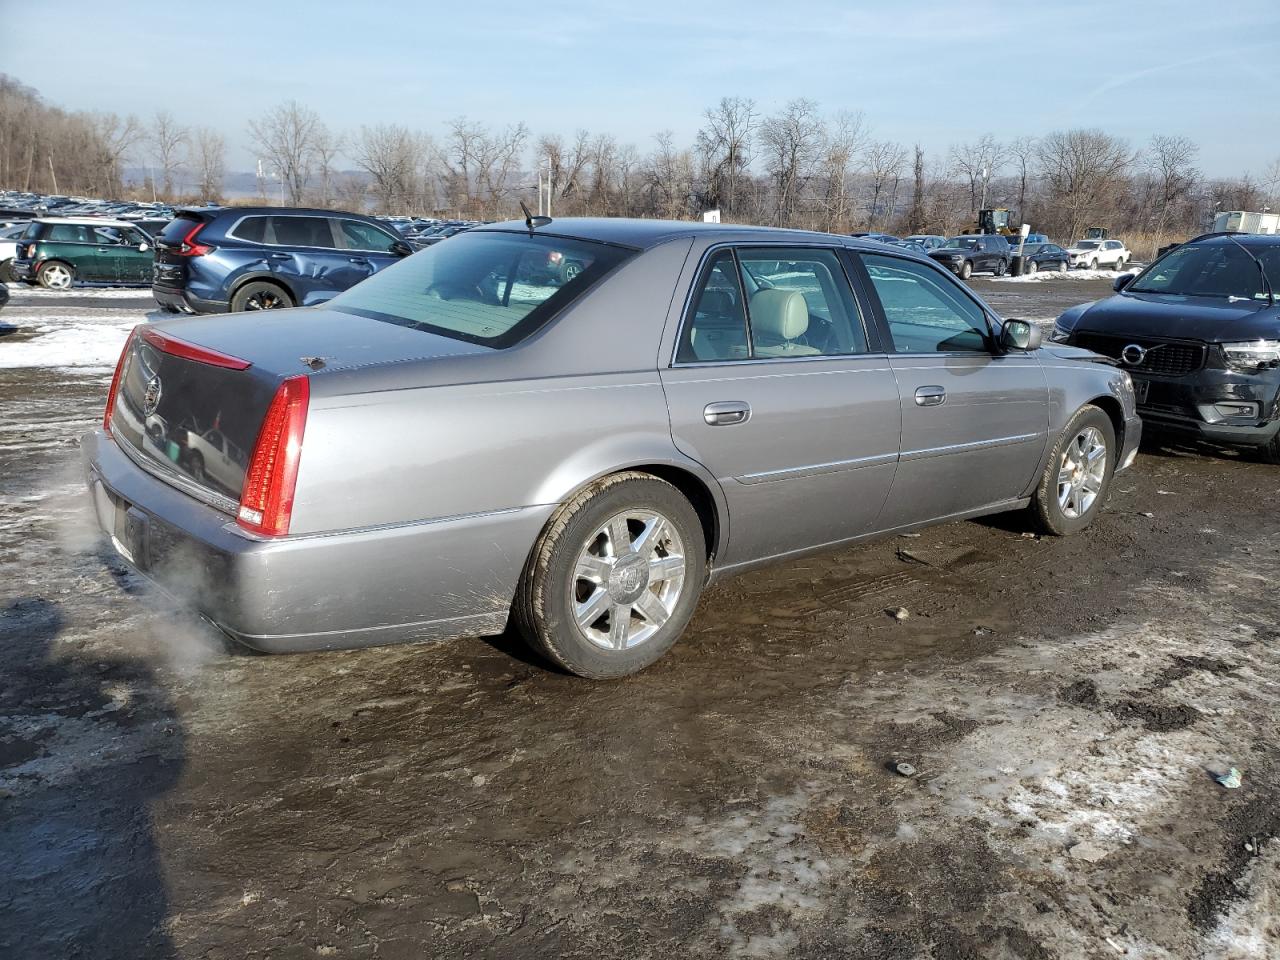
[
  {"xmin": 269, "ymin": 253, "xmax": 291, "ymax": 260},
  {"xmin": 914, "ymin": 386, "xmax": 946, "ymax": 407},
  {"xmin": 703, "ymin": 401, "xmax": 751, "ymax": 426}
]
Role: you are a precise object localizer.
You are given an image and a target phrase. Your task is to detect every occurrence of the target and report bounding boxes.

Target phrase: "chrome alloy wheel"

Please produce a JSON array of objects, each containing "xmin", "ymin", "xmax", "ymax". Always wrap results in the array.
[
  {"xmin": 41, "ymin": 263, "xmax": 73, "ymax": 289},
  {"xmin": 1057, "ymin": 426, "xmax": 1107, "ymax": 519},
  {"xmin": 572, "ymin": 510, "xmax": 687, "ymax": 651}
]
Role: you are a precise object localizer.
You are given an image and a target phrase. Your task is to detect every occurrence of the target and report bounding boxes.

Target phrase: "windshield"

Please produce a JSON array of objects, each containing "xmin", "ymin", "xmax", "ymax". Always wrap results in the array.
[
  {"xmin": 1074, "ymin": 241, "xmax": 1100, "ymax": 250},
  {"xmin": 945, "ymin": 237, "xmax": 980, "ymax": 250},
  {"xmin": 328, "ymin": 231, "xmax": 633, "ymax": 347},
  {"xmin": 1128, "ymin": 241, "xmax": 1280, "ymax": 300}
]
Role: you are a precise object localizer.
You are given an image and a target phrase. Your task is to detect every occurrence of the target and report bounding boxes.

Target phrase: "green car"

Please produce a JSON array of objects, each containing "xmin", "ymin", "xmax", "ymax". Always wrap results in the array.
[{"xmin": 12, "ymin": 218, "xmax": 156, "ymax": 288}]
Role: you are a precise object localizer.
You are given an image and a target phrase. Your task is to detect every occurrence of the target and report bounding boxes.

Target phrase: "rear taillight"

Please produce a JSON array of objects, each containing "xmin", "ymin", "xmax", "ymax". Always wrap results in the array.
[
  {"xmin": 104, "ymin": 327, "xmax": 139, "ymax": 432},
  {"xmin": 237, "ymin": 376, "xmax": 310, "ymax": 537},
  {"xmin": 174, "ymin": 221, "xmax": 212, "ymax": 256},
  {"xmin": 140, "ymin": 327, "xmax": 251, "ymax": 370}
]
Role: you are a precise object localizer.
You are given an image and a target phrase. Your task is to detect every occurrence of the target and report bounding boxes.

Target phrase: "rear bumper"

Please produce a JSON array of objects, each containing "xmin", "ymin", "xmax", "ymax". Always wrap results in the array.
[
  {"xmin": 151, "ymin": 284, "xmax": 228, "ymax": 314},
  {"xmin": 11, "ymin": 258, "xmax": 35, "ymax": 282},
  {"xmin": 82, "ymin": 429, "xmax": 553, "ymax": 652}
]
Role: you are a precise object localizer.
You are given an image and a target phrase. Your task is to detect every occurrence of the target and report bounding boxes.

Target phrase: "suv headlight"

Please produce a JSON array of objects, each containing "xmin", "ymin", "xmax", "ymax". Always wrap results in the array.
[
  {"xmin": 1050, "ymin": 319, "xmax": 1073, "ymax": 343},
  {"xmin": 1222, "ymin": 340, "xmax": 1280, "ymax": 370}
]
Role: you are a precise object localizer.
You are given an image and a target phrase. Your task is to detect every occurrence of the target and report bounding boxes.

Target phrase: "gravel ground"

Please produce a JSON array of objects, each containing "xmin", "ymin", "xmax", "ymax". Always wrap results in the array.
[{"xmin": 1, "ymin": 279, "xmax": 1278, "ymax": 960}]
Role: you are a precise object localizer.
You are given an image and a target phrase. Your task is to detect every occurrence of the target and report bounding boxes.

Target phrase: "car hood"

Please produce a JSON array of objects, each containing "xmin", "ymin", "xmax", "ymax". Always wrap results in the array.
[
  {"xmin": 1069, "ymin": 292, "xmax": 1280, "ymax": 342},
  {"xmin": 1041, "ymin": 343, "xmax": 1115, "ymax": 364},
  {"xmin": 928, "ymin": 246, "xmax": 975, "ymax": 257}
]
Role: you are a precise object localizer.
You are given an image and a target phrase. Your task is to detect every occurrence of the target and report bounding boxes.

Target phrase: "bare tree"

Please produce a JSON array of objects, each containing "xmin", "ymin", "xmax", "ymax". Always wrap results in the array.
[
  {"xmin": 1036, "ymin": 129, "xmax": 1134, "ymax": 241},
  {"xmin": 1144, "ymin": 135, "xmax": 1199, "ymax": 254},
  {"xmin": 950, "ymin": 134, "xmax": 1007, "ymax": 213},
  {"xmin": 247, "ymin": 101, "xmax": 321, "ymax": 205},
  {"xmin": 1008, "ymin": 136, "xmax": 1037, "ymax": 220},
  {"xmin": 759, "ymin": 98, "xmax": 825, "ymax": 226},
  {"xmin": 149, "ymin": 110, "xmax": 188, "ymax": 199},
  {"xmin": 865, "ymin": 140, "xmax": 908, "ymax": 229},
  {"xmin": 311, "ymin": 125, "xmax": 344, "ymax": 208},
  {"xmin": 695, "ymin": 96, "xmax": 757, "ymax": 218},
  {"xmin": 354, "ymin": 124, "xmax": 419, "ymax": 213},
  {"xmin": 90, "ymin": 111, "xmax": 142, "ymax": 195},
  {"xmin": 191, "ymin": 127, "xmax": 226, "ymax": 202},
  {"xmin": 906, "ymin": 144, "xmax": 927, "ymax": 234},
  {"xmin": 817, "ymin": 110, "xmax": 867, "ymax": 232},
  {"xmin": 645, "ymin": 130, "xmax": 694, "ymax": 220}
]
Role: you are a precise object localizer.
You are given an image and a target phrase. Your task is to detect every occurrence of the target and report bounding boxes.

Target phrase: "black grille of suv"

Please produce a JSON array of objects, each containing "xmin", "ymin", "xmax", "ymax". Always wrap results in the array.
[{"xmin": 1071, "ymin": 333, "xmax": 1206, "ymax": 377}]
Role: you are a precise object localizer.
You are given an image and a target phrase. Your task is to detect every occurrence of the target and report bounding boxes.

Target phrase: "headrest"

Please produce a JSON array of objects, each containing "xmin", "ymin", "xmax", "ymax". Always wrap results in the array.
[{"xmin": 750, "ymin": 289, "xmax": 808, "ymax": 341}]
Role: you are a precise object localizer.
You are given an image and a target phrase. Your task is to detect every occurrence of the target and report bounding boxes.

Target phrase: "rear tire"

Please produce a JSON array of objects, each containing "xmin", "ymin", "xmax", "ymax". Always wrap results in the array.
[
  {"xmin": 1031, "ymin": 405, "xmax": 1116, "ymax": 536},
  {"xmin": 37, "ymin": 261, "xmax": 74, "ymax": 290},
  {"xmin": 0, "ymin": 259, "xmax": 13, "ymax": 283},
  {"xmin": 514, "ymin": 472, "xmax": 707, "ymax": 679},
  {"xmin": 960, "ymin": 261, "xmax": 973, "ymax": 280},
  {"xmin": 231, "ymin": 281, "xmax": 294, "ymax": 312}
]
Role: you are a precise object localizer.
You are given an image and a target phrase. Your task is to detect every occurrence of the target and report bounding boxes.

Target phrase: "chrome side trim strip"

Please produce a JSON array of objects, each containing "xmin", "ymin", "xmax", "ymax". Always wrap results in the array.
[
  {"xmin": 899, "ymin": 432, "xmax": 1039, "ymax": 462},
  {"xmin": 737, "ymin": 451, "xmax": 898, "ymax": 484}
]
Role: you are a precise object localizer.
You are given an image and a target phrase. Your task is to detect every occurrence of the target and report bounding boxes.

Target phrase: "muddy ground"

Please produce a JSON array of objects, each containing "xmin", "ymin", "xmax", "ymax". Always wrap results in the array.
[{"xmin": 1, "ymin": 278, "xmax": 1278, "ymax": 959}]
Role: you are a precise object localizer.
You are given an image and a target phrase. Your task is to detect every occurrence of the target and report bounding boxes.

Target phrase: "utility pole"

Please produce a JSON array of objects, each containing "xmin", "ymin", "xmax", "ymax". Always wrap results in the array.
[
  {"xmin": 979, "ymin": 166, "xmax": 989, "ymax": 211},
  {"xmin": 47, "ymin": 155, "xmax": 58, "ymax": 194}
]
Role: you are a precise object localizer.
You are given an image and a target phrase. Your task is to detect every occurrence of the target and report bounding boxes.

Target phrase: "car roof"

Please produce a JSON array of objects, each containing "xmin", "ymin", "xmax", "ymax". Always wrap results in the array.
[
  {"xmin": 474, "ymin": 216, "xmax": 893, "ymax": 252},
  {"xmin": 32, "ymin": 217, "xmax": 138, "ymax": 228},
  {"xmin": 175, "ymin": 205, "xmax": 374, "ymax": 219},
  {"xmin": 1188, "ymin": 232, "xmax": 1280, "ymax": 246}
]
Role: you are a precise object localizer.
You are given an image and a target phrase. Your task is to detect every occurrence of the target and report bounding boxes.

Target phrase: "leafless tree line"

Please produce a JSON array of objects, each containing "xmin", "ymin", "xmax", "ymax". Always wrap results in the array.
[{"xmin": 5, "ymin": 73, "xmax": 1280, "ymax": 254}]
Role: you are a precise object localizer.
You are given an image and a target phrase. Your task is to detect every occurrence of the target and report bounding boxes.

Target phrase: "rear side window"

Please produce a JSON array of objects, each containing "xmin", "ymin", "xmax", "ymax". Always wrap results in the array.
[
  {"xmin": 45, "ymin": 224, "xmax": 95, "ymax": 243},
  {"xmin": 270, "ymin": 216, "xmax": 335, "ymax": 248},
  {"xmin": 677, "ymin": 251, "xmax": 749, "ymax": 362},
  {"xmin": 678, "ymin": 247, "xmax": 866, "ymax": 362},
  {"xmin": 329, "ymin": 231, "xmax": 631, "ymax": 348},
  {"xmin": 340, "ymin": 219, "xmax": 398, "ymax": 253},
  {"xmin": 231, "ymin": 216, "xmax": 268, "ymax": 243}
]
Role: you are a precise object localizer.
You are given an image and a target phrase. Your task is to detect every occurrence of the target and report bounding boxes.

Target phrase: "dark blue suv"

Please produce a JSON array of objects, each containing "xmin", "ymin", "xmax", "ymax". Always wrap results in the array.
[{"xmin": 152, "ymin": 207, "xmax": 412, "ymax": 313}]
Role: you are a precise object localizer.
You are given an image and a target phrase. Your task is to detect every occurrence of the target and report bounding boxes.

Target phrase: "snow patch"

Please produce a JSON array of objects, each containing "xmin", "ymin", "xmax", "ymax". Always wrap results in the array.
[
  {"xmin": 0, "ymin": 310, "xmax": 145, "ymax": 371},
  {"xmin": 991, "ymin": 267, "xmax": 1140, "ymax": 284}
]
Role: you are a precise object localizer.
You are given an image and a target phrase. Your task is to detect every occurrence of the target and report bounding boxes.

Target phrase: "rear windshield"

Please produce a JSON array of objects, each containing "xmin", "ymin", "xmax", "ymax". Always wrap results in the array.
[
  {"xmin": 329, "ymin": 231, "xmax": 633, "ymax": 347},
  {"xmin": 160, "ymin": 214, "xmax": 203, "ymax": 243},
  {"xmin": 1128, "ymin": 242, "xmax": 1280, "ymax": 300}
]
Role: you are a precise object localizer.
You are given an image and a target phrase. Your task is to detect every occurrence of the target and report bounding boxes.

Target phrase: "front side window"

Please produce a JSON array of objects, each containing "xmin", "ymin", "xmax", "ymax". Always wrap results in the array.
[
  {"xmin": 861, "ymin": 253, "xmax": 990, "ymax": 353},
  {"xmin": 340, "ymin": 219, "xmax": 399, "ymax": 253},
  {"xmin": 94, "ymin": 226, "xmax": 127, "ymax": 245},
  {"xmin": 329, "ymin": 230, "xmax": 631, "ymax": 347}
]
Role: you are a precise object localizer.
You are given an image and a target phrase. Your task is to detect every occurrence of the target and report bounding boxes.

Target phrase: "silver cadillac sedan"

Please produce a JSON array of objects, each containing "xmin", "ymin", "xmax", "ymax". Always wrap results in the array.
[{"xmin": 84, "ymin": 218, "xmax": 1141, "ymax": 678}]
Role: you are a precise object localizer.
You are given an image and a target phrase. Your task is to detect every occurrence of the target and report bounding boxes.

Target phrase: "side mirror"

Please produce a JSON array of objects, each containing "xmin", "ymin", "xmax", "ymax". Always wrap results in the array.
[
  {"xmin": 138, "ymin": 242, "xmax": 149, "ymax": 253},
  {"xmin": 391, "ymin": 240, "xmax": 413, "ymax": 258},
  {"xmin": 1113, "ymin": 273, "xmax": 1134, "ymax": 292},
  {"xmin": 1000, "ymin": 318, "xmax": 1042, "ymax": 352}
]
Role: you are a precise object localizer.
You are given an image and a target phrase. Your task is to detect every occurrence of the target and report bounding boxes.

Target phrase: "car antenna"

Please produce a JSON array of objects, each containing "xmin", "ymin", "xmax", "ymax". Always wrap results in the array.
[
  {"xmin": 1222, "ymin": 233, "xmax": 1275, "ymax": 307},
  {"xmin": 519, "ymin": 200, "xmax": 552, "ymax": 233}
]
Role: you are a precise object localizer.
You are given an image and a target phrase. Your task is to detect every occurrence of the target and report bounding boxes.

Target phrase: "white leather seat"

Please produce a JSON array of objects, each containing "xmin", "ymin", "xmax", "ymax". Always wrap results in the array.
[{"xmin": 750, "ymin": 289, "xmax": 821, "ymax": 356}]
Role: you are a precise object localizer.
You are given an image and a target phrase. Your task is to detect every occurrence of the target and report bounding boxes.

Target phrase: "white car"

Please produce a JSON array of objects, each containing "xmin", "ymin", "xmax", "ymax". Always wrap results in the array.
[
  {"xmin": 0, "ymin": 222, "xmax": 29, "ymax": 282},
  {"xmin": 1067, "ymin": 238, "xmax": 1129, "ymax": 271}
]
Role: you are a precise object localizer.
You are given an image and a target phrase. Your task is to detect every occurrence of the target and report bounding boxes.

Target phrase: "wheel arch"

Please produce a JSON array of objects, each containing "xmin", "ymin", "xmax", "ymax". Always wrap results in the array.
[
  {"xmin": 1086, "ymin": 393, "xmax": 1126, "ymax": 453},
  {"xmin": 228, "ymin": 272, "xmax": 296, "ymax": 305}
]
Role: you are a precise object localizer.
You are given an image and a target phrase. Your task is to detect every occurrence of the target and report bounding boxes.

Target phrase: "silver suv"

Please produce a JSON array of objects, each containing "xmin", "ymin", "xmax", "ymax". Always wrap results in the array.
[{"xmin": 84, "ymin": 219, "xmax": 1141, "ymax": 678}]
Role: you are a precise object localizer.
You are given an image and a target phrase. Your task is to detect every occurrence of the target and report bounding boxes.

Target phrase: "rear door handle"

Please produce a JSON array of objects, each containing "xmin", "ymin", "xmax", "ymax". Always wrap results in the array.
[
  {"xmin": 348, "ymin": 257, "xmax": 370, "ymax": 265},
  {"xmin": 703, "ymin": 401, "xmax": 751, "ymax": 426},
  {"xmin": 914, "ymin": 386, "xmax": 946, "ymax": 407},
  {"xmin": 269, "ymin": 253, "xmax": 291, "ymax": 260}
]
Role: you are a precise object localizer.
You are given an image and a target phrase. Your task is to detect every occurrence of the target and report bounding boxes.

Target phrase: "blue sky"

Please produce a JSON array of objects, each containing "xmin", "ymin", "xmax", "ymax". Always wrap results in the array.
[{"xmin": 3, "ymin": 0, "xmax": 1278, "ymax": 177}]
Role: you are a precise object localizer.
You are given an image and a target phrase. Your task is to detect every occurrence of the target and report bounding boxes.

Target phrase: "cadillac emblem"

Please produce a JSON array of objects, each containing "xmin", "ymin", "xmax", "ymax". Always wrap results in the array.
[{"xmin": 142, "ymin": 375, "xmax": 163, "ymax": 416}]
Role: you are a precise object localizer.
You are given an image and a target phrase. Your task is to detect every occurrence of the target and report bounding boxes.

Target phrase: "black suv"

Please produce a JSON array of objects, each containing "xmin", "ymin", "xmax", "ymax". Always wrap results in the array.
[
  {"xmin": 152, "ymin": 206, "xmax": 412, "ymax": 314},
  {"xmin": 1053, "ymin": 233, "xmax": 1280, "ymax": 462},
  {"xmin": 927, "ymin": 235, "xmax": 1011, "ymax": 279}
]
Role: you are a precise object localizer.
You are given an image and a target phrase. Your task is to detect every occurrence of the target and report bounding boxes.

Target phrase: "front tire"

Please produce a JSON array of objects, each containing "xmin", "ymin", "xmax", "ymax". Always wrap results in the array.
[
  {"xmin": 1025, "ymin": 259, "xmax": 1038, "ymax": 275},
  {"xmin": 0, "ymin": 259, "xmax": 13, "ymax": 283},
  {"xmin": 38, "ymin": 261, "xmax": 74, "ymax": 290},
  {"xmin": 231, "ymin": 281, "xmax": 294, "ymax": 312},
  {"xmin": 995, "ymin": 258, "xmax": 1008, "ymax": 277},
  {"xmin": 1031, "ymin": 405, "xmax": 1116, "ymax": 536},
  {"xmin": 514, "ymin": 472, "xmax": 707, "ymax": 679},
  {"xmin": 960, "ymin": 261, "xmax": 973, "ymax": 280}
]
